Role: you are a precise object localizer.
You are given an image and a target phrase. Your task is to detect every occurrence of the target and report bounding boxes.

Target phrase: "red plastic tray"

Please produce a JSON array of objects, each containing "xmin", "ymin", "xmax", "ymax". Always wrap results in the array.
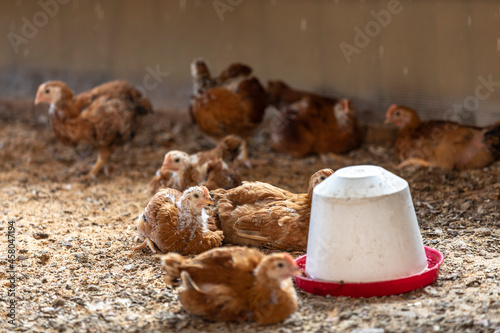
[{"xmin": 294, "ymin": 246, "xmax": 443, "ymax": 298}]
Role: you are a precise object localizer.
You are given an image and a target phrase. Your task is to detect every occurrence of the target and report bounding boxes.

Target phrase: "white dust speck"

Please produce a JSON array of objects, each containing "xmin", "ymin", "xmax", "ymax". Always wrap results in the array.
[
  {"xmin": 467, "ymin": 15, "xmax": 472, "ymax": 27},
  {"xmin": 95, "ymin": 3, "xmax": 104, "ymax": 21},
  {"xmin": 403, "ymin": 67, "xmax": 408, "ymax": 75},
  {"xmin": 379, "ymin": 46, "xmax": 384, "ymax": 59},
  {"xmin": 179, "ymin": 0, "xmax": 187, "ymax": 11},
  {"xmin": 300, "ymin": 18, "xmax": 307, "ymax": 31}
]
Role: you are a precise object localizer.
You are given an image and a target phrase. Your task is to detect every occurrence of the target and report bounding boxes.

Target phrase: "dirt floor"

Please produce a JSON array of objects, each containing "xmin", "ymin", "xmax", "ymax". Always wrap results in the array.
[{"xmin": 0, "ymin": 100, "xmax": 499, "ymax": 333}]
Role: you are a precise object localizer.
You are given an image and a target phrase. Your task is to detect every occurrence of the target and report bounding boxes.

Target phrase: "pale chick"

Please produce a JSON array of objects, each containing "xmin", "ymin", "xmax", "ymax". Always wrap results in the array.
[
  {"xmin": 34, "ymin": 80, "xmax": 152, "ymax": 180},
  {"xmin": 133, "ymin": 186, "xmax": 223, "ymax": 255},
  {"xmin": 151, "ymin": 135, "xmax": 242, "ymax": 193},
  {"xmin": 385, "ymin": 105, "xmax": 500, "ymax": 170},
  {"xmin": 189, "ymin": 59, "xmax": 268, "ymax": 166},
  {"xmin": 210, "ymin": 168, "xmax": 334, "ymax": 251},
  {"xmin": 160, "ymin": 246, "xmax": 300, "ymax": 325},
  {"xmin": 151, "ymin": 151, "xmax": 198, "ymax": 192}
]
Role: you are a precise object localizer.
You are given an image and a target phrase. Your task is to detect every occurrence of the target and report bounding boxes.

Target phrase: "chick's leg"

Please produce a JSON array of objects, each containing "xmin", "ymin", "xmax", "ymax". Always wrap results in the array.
[
  {"xmin": 89, "ymin": 147, "xmax": 113, "ymax": 179},
  {"xmin": 238, "ymin": 139, "xmax": 251, "ymax": 168},
  {"xmin": 397, "ymin": 158, "xmax": 431, "ymax": 169},
  {"xmin": 133, "ymin": 237, "xmax": 157, "ymax": 253}
]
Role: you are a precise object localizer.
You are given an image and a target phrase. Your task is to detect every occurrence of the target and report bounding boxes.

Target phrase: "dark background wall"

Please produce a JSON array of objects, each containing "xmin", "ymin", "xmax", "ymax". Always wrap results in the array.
[{"xmin": 1, "ymin": 0, "xmax": 499, "ymax": 125}]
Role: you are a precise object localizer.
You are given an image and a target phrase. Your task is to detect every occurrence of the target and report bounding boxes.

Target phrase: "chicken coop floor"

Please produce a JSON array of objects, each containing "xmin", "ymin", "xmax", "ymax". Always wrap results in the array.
[{"xmin": 0, "ymin": 101, "xmax": 499, "ymax": 332}]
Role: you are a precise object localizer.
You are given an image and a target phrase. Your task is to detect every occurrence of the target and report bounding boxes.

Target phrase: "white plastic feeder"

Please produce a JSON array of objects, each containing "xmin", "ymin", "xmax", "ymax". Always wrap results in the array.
[{"xmin": 305, "ymin": 165, "xmax": 428, "ymax": 283}]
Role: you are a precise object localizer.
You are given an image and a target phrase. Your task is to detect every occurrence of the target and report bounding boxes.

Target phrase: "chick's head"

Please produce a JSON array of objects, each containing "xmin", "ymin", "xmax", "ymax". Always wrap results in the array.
[
  {"xmin": 307, "ymin": 168, "xmax": 334, "ymax": 198},
  {"xmin": 161, "ymin": 151, "xmax": 190, "ymax": 174},
  {"xmin": 385, "ymin": 105, "xmax": 415, "ymax": 128},
  {"xmin": 35, "ymin": 81, "xmax": 73, "ymax": 106},
  {"xmin": 181, "ymin": 186, "xmax": 214, "ymax": 212},
  {"xmin": 334, "ymin": 99, "xmax": 355, "ymax": 124},
  {"xmin": 191, "ymin": 58, "xmax": 210, "ymax": 78},
  {"xmin": 257, "ymin": 254, "xmax": 300, "ymax": 281}
]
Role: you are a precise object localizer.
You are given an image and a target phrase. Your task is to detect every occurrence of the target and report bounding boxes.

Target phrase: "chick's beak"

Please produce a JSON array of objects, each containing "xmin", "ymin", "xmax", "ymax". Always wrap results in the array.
[
  {"xmin": 384, "ymin": 116, "xmax": 392, "ymax": 125},
  {"xmin": 291, "ymin": 264, "xmax": 303, "ymax": 276},
  {"xmin": 160, "ymin": 154, "xmax": 174, "ymax": 173},
  {"xmin": 204, "ymin": 198, "xmax": 214, "ymax": 206},
  {"xmin": 34, "ymin": 91, "xmax": 43, "ymax": 105}
]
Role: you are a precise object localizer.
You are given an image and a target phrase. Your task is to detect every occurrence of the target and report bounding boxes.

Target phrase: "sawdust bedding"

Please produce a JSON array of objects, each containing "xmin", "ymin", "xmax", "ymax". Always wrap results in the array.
[{"xmin": 0, "ymin": 103, "xmax": 498, "ymax": 332}]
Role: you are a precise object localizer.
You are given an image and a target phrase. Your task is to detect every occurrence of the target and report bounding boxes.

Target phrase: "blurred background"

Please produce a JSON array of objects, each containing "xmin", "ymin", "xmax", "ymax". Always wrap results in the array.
[{"xmin": 1, "ymin": 0, "xmax": 499, "ymax": 125}]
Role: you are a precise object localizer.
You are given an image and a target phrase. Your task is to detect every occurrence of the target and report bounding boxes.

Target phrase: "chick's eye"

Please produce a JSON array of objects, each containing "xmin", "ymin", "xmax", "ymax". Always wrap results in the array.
[
  {"xmin": 277, "ymin": 262, "xmax": 284, "ymax": 268},
  {"xmin": 320, "ymin": 176, "xmax": 326, "ymax": 180},
  {"xmin": 174, "ymin": 158, "xmax": 180, "ymax": 163},
  {"xmin": 194, "ymin": 194, "xmax": 199, "ymax": 198},
  {"xmin": 395, "ymin": 111, "xmax": 401, "ymax": 116},
  {"xmin": 45, "ymin": 89, "xmax": 50, "ymax": 94}
]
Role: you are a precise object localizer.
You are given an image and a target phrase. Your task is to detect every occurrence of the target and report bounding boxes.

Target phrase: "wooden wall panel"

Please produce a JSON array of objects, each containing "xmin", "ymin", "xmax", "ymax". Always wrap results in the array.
[{"xmin": 0, "ymin": 0, "xmax": 499, "ymax": 125}]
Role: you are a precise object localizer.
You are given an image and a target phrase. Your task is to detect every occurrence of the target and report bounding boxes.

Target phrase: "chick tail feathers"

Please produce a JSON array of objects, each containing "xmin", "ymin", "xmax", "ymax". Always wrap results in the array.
[
  {"xmin": 136, "ymin": 100, "xmax": 153, "ymax": 115},
  {"xmin": 220, "ymin": 135, "xmax": 243, "ymax": 161},
  {"xmin": 180, "ymin": 271, "xmax": 202, "ymax": 292},
  {"xmin": 484, "ymin": 122, "xmax": 500, "ymax": 160},
  {"xmin": 160, "ymin": 252, "xmax": 186, "ymax": 285},
  {"xmin": 127, "ymin": 88, "xmax": 154, "ymax": 115}
]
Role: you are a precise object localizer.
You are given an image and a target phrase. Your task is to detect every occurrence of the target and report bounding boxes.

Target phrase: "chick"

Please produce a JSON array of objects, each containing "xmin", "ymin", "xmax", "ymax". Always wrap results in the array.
[
  {"xmin": 34, "ymin": 80, "xmax": 152, "ymax": 180},
  {"xmin": 210, "ymin": 168, "xmax": 334, "ymax": 251},
  {"xmin": 134, "ymin": 186, "xmax": 223, "ymax": 255},
  {"xmin": 151, "ymin": 135, "xmax": 243, "ymax": 192},
  {"xmin": 161, "ymin": 246, "xmax": 300, "ymax": 325},
  {"xmin": 385, "ymin": 105, "xmax": 500, "ymax": 170},
  {"xmin": 189, "ymin": 59, "xmax": 268, "ymax": 166},
  {"xmin": 152, "ymin": 151, "xmax": 198, "ymax": 192}
]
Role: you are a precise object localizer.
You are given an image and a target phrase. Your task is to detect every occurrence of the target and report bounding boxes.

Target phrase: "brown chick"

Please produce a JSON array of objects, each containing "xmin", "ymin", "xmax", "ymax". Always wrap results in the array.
[
  {"xmin": 34, "ymin": 80, "xmax": 153, "ymax": 179},
  {"xmin": 151, "ymin": 151, "xmax": 198, "ymax": 192},
  {"xmin": 268, "ymin": 80, "xmax": 362, "ymax": 157},
  {"xmin": 160, "ymin": 246, "xmax": 300, "ymax": 325},
  {"xmin": 189, "ymin": 58, "xmax": 268, "ymax": 165},
  {"xmin": 151, "ymin": 135, "xmax": 243, "ymax": 192},
  {"xmin": 133, "ymin": 186, "xmax": 223, "ymax": 255},
  {"xmin": 193, "ymin": 134, "xmax": 243, "ymax": 166},
  {"xmin": 267, "ymin": 79, "xmax": 337, "ymax": 109},
  {"xmin": 314, "ymin": 98, "xmax": 363, "ymax": 154},
  {"xmin": 210, "ymin": 168, "xmax": 334, "ymax": 251},
  {"xmin": 385, "ymin": 105, "xmax": 500, "ymax": 170}
]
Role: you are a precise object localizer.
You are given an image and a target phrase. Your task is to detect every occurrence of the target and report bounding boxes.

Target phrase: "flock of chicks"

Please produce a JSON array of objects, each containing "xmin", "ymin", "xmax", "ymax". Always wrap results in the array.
[{"xmin": 34, "ymin": 58, "xmax": 500, "ymax": 325}]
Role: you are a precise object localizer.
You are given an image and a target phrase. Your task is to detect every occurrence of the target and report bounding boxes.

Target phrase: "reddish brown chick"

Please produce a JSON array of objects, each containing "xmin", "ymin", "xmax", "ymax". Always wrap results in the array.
[
  {"xmin": 189, "ymin": 59, "xmax": 268, "ymax": 165},
  {"xmin": 210, "ymin": 168, "xmax": 334, "ymax": 251},
  {"xmin": 151, "ymin": 135, "xmax": 243, "ymax": 193},
  {"xmin": 385, "ymin": 105, "xmax": 500, "ymax": 170},
  {"xmin": 134, "ymin": 186, "xmax": 223, "ymax": 255},
  {"xmin": 161, "ymin": 247, "xmax": 300, "ymax": 325},
  {"xmin": 269, "ymin": 84, "xmax": 362, "ymax": 157},
  {"xmin": 35, "ymin": 80, "xmax": 152, "ymax": 179}
]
